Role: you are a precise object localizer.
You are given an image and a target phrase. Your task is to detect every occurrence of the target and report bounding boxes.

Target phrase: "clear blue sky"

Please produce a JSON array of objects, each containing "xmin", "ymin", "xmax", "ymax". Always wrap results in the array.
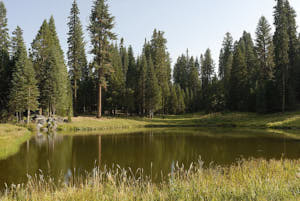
[{"xmin": 2, "ymin": 0, "xmax": 300, "ymax": 66}]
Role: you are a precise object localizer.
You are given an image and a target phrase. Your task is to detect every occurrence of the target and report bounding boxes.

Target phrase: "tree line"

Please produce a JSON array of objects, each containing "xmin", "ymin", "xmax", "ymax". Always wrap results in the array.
[{"xmin": 0, "ymin": 0, "xmax": 300, "ymax": 122}]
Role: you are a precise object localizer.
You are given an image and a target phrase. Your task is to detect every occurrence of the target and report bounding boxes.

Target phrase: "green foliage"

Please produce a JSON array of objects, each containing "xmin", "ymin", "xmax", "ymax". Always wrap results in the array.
[
  {"xmin": 255, "ymin": 16, "xmax": 275, "ymax": 113},
  {"xmin": 31, "ymin": 18, "xmax": 71, "ymax": 116},
  {"xmin": 0, "ymin": 1, "xmax": 11, "ymax": 120},
  {"xmin": 145, "ymin": 57, "xmax": 161, "ymax": 116},
  {"xmin": 89, "ymin": 0, "xmax": 116, "ymax": 118},
  {"xmin": 219, "ymin": 33, "xmax": 233, "ymax": 108},
  {"xmin": 273, "ymin": 0, "xmax": 290, "ymax": 112},
  {"xmin": 9, "ymin": 27, "xmax": 39, "ymax": 121},
  {"xmin": 201, "ymin": 49, "xmax": 215, "ymax": 112},
  {"xmin": 67, "ymin": 0, "xmax": 87, "ymax": 115},
  {"xmin": 137, "ymin": 54, "xmax": 147, "ymax": 115},
  {"xmin": 105, "ymin": 44, "xmax": 126, "ymax": 113},
  {"xmin": 229, "ymin": 42, "xmax": 249, "ymax": 111},
  {"xmin": 149, "ymin": 29, "xmax": 172, "ymax": 113},
  {"xmin": 125, "ymin": 46, "xmax": 137, "ymax": 114}
]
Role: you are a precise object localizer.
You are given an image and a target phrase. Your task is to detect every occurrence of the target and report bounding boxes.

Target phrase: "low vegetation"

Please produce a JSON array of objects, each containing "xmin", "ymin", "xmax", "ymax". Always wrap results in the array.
[
  {"xmin": 0, "ymin": 124, "xmax": 32, "ymax": 159},
  {"xmin": 1, "ymin": 159, "xmax": 299, "ymax": 201},
  {"xmin": 58, "ymin": 111, "xmax": 300, "ymax": 133}
]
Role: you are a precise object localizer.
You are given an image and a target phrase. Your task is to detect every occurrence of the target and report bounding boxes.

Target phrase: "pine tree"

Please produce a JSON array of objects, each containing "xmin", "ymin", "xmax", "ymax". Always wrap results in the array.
[
  {"xmin": 106, "ymin": 44, "xmax": 125, "ymax": 114},
  {"xmin": 137, "ymin": 55, "xmax": 147, "ymax": 115},
  {"xmin": 229, "ymin": 41, "xmax": 248, "ymax": 111},
  {"xmin": 89, "ymin": 0, "xmax": 116, "ymax": 118},
  {"xmin": 31, "ymin": 18, "xmax": 71, "ymax": 116},
  {"xmin": 125, "ymin": 46, "xmax": 137, "ymax": 114},
  {"xmin": 284, "ymin": 0, "xmax": 298, "ymax": 108},
  {"xmin": 9, "ymin": 27, "xmax": 39, "ymax": 123},
  {"xmin": 168, "ymin": 85, "xmax": 178, "ymax": 114},
  {"xmin": 67, "ymin": 0, "xmax": 87, "ymax": 115},
  {"xmin": 219, "ymin": 33, "xmax": 233, "ymax": 109},
  {"xmin": 145, "ymin": 57, "xmax": 161, "ymax": 118},
  {"xmin": 0, "ymin": 1, "xmax": 11, "ymax": 119},
  {"xmin": 255, "ymin": 16, "xmax": 275, "ymax": 113},
  {"xmin": 150, "ymin": 29, "xmax": 171, "ymax": 114},
  {"xmin": 176, "ymin": 85, "xmax": 185, "ymax": 114},
  {"xmin": 273, "ymin": 0, "xmax": 290, "ymax": 112},
  {"xmin": 120, "ymin": 38, "xmax": 129, "ymax": 76},
  {"xmin": 201, "ymin": 49, "xmax": 215, "ymax": 112}
]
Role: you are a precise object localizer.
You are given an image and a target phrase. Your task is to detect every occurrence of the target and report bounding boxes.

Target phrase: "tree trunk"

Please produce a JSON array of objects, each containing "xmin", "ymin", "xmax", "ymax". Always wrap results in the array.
[
  {"xmin": 97, "ymin": 83, "xmax": 102, "ymax": 118},
  {"xmin": 282, "ymin": 72, "xmax": 286, "ymax": 113},
  {"xmin": 74, "ymin": 79, "xmax": 77, "ymax": 116},
  {"xmin": 27, "ymin": 108, "xmax": 30, "ymax": 125},
  {"xmin": 27, "ymin": 88, "xmax": 31, "ymax": 125}
]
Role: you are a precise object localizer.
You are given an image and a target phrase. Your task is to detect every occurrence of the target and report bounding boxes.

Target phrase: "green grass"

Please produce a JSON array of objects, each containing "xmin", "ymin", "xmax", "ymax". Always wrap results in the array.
[
  {"xmin": 58, "ymin": 111, "xmax": 300, "ymax": 134},
  {"xmin": 1, "ymin": 159, "xmax": 299, "ymax": 201},
  {"xmin": 0, "ymin": 124, "xmax": 32, "ymax": 160}
]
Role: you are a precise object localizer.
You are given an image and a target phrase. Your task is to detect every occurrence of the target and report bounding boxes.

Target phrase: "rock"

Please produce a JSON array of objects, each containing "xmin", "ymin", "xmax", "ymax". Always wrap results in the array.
[
  {"xmin": 42, "ymin": 127, "xmax": 48, "ymax": 133},
  {"xmin": 35, "ymin": 115, "xmax": 47, "ymax": 125},
  {"xmin": 56, "ymin": 117, "xmax": 64, "ymax": 123}
]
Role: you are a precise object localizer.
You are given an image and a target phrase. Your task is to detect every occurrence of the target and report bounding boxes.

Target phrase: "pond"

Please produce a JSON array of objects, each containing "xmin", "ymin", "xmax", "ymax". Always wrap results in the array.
[{"xmin": 0, "ymin": 128, "xmax": 299, "ymax": 189}]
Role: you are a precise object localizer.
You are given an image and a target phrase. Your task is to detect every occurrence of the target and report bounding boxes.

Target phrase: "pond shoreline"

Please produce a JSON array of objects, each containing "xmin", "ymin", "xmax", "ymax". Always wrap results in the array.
[
  {"xmin": 1, "ymin": 111, "xmax": 300, "ymax": 159},
  {"xmin": 0, "ymin": 124, "xmax": 32, "ymax": 160},
  {"xmin": 58, "ymin": 111, "xmax": 300, "ymax": 133}
]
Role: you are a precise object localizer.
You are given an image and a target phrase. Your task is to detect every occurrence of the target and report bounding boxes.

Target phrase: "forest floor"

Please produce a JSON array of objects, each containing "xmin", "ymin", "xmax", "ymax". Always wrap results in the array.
[
  {"xmin": 0, "ymin": 124, "xmax": 32, "ymax": 160},
  {"xmin": 1, "ymin": 158, "xmax": 300, "ymax": 201},
  {"xmin": 58, "ymin": 110, "xmax": 300, "ymax": 133}
]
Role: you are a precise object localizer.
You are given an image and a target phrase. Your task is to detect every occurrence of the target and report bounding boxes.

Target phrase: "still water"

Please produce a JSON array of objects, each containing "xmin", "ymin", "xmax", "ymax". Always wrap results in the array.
[{"xmin": 0, "ymin": 128, "xmax": 299, "ymax": 188}]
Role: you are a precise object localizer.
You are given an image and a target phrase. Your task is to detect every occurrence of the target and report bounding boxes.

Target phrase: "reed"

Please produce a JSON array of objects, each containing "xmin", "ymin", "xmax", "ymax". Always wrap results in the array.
[{"xmin": 1, "ymin": 159, "xmax": 299, "ymax": 201}]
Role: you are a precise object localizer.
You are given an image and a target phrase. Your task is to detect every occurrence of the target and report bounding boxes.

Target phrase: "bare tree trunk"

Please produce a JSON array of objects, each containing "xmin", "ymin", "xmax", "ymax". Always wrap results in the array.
[
  {"xmin": 27, "ymin": 88, "xmax": 31, "ymax": 125},
  {"xmin": 27, "ymin": 109, "xmax": 30, "ymax": 125},
  {"xmin": 74, "ymin": 79, "xmax": 77, "ymax": 116},
  {"xmin": 282, "ymin": 73, "xmax": 285, "ymax": 113},
  {"xmin": 97, "ymin": 83, "xmax": 102, "ymax": 118}
]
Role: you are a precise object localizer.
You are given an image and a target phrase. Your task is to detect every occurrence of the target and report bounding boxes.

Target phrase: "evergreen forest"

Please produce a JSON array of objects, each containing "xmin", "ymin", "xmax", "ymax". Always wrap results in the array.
[{"xmin": 1, "ymin": 0, "xmax": 300, "ymax": 122}]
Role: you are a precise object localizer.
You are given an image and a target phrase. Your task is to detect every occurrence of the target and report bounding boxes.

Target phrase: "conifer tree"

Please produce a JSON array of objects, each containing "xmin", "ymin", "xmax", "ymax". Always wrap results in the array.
[
  {"xmin": 201, "ymin": 49, "xmax": 215, "ymax": 111},
  {"xmin": 0, "ymin": 1, "xmax": 11, "ymax": 119},
  {"xmin": 219, "ymin": 33, "xmax": 233, "ymax": 80},
  {"xmin": 150, "ymin": 29, "xmax": 171, "ymax": 114},
  {"xmin": 255, "ymin": 16, "xmax": 275, "ymax": 113},
  {"xmin": 145, "ymin": 57, "xmax": 161, "ymax": 118},
  {"xmin": 9, "ymin": 27, "xmax": 39, "ymax": 123},
  {"xmin": 229, "ymin": 42, "xmax": 249, "ymax": 111},
  {"xmin": 67, "ymin": 0, "xmax": 87, "ymax": 115},
  {"xmin": 168, "ymin": 85, "xmax": 178, "ymax": 114},
  {"xmin": 137, "ymin": 55, "xmax": 147, "ymax": 115},
  {"xmin": 89, "ymin": 0, "xmax": 116, "ymax": 118},
  {"xmin": 273, "ymin": 0, "xmax": 290, "ymax": 112},
  {"xmin": 219, "ymin": 33, "xmax": 233, "ymax": 109},
  {"xmin": 284, "ymin": 0, "xmax": 298, "ymax": 108},
  {"xmin": 120, "ymin": 38, "xmax": 128, "ymax": 76},
  {"xmin": 176, "ymin": 85, "xmax": 186, "ymax": 114},
  {"xmin": 31, "ymin": 18, "xmax": 71, "ymax": 116},
  {"xmin": 125, "ymin": 46, "xmax": 137, "ymax": 114},
  {"xmin": 106, "ymin": 44, "xmax": 125, "ymax": 114}
]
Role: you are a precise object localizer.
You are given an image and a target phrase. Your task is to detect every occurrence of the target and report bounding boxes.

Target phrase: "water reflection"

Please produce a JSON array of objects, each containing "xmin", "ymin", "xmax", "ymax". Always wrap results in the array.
[{"xmin": 0, "ymin": 128, "xmax": 299, "ymax": 189}]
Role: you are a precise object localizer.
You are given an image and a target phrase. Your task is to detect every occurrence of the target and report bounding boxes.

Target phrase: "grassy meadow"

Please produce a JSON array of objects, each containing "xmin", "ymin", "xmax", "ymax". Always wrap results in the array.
[
  {"xmin": 1, "ymin": 159, "xmax": 299, "ymax": 201},
  {"xmin": 58, "ymin": 111, "xmax": 300, "ymax": 133},
  {"xmin": 0, "ymin": 124, "xmax": 32, "ymax": 160}
]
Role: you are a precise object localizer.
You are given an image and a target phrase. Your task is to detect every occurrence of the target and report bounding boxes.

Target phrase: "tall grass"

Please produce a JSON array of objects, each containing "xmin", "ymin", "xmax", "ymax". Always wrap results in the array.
[
  {"xmin": 1, "ymin": 159, "xmax": 299, "ymax": 201},
  {"xmin": 0, "ymin": 124, "xmax": 32, "ymax": 159},
  {"xmin": 58, "ymin": 111, "xmax": 300, "ymax": 134}
]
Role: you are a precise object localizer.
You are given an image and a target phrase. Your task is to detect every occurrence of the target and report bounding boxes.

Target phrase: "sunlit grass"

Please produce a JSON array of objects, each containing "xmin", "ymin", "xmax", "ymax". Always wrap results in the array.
[
  {"xmin": 1, "ymin": 159, "xmax": 299, "ymax": 201},
  {"xmin": 0, "ymin": 124, "xmax": 32, "ymax": 160},
  {"xmin": 58, "ymin": 111, "xmax": 300, "ymax": 133}
]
